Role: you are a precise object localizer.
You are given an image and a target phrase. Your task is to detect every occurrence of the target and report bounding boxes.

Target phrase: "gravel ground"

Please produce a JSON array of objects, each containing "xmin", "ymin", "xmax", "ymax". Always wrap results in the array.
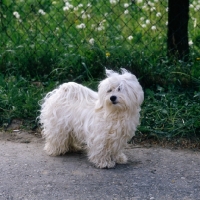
[{"xmin": 0, "ymin": 131, "xmax": 200, "ymax": 200}]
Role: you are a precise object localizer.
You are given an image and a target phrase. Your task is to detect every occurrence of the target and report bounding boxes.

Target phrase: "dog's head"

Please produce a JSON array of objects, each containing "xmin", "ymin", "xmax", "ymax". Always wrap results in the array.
[{"xmin": 95, "ymin": 68, "xmax": 144, "ymax": 113}]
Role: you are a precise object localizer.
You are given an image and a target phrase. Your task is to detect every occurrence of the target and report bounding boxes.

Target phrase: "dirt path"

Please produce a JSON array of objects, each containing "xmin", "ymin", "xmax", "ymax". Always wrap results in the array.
[{"xmin": 0, "ymin": 131, "xmax": 200, "ymax": 200}]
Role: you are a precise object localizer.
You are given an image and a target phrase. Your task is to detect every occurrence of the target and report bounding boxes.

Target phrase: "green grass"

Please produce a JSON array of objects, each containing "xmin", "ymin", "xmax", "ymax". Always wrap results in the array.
[
  {"xmin": 0, "ymin": 72, "xmax": 199, "ymax": 140},
  {"xmin": 0, "ymin": 74, "xmax": 200, "ymax": 140},
  {"xmin": 0, "ymin": 0, "xmax": 200, "ymax": 139},
  {"xmin": 140, "ymin": 86, "xmax": 200, "ymax": 139},
  {"xmin": 0, "ymin": 75, "xmax": 55, "ymax": 128}
]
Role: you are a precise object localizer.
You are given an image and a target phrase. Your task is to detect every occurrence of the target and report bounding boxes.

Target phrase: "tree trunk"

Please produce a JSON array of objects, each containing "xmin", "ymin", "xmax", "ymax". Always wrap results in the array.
[{"xmin": 167, "ymin": 0, "xmax": 189, "ymax": 61}]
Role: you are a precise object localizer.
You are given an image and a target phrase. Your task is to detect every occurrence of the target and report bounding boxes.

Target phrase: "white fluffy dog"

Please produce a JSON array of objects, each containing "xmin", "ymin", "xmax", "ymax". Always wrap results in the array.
[{"xmin": 39, "ymin": 68, "xmax": 144, "ymax": 168}]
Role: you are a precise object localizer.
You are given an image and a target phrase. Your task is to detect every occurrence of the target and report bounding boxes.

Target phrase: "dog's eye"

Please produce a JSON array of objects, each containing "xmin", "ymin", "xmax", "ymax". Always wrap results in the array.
[
  {"xmin": 107, "ymin": 89, "xmax": 112, "ymax": 93},
  {"xmin": 118, "ymin": 87, "xmax": 121, "ymax": 92}
]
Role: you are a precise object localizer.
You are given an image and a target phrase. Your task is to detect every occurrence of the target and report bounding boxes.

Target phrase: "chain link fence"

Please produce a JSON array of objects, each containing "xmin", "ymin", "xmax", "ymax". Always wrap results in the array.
[{"xmin": 0, "ymin": 0, "xmax": 199, "ymax": 81}]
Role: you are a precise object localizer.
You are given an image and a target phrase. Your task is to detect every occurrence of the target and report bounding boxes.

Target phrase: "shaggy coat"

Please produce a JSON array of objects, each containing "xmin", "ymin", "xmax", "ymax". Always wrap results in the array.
[{"xmin": 39, "ymin": 69, "xmax": 144, "ymax": 168}]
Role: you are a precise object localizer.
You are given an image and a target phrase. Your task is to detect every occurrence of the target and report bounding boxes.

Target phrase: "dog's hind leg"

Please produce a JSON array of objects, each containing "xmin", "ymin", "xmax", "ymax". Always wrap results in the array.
[
  {"xmin": 68, "ymin": 134, "xmax": 83, "ymax": 152},
  {"xmin": 43, "ymin": 130, "xmax": 72, "ymax": 156}
]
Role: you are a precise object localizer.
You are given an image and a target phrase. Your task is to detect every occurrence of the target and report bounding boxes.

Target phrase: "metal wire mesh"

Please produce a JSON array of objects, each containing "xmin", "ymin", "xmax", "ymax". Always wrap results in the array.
[{"xmin": 0, "ymin": 0, "xmax": 199, "ymax": 80}]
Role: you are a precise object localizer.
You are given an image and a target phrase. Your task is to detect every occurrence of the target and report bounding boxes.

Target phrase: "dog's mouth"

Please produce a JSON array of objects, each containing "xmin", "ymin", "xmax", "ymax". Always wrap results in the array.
[{"xmin": 112, "ymin": 101, "xmax": 118, "ymax": 105}]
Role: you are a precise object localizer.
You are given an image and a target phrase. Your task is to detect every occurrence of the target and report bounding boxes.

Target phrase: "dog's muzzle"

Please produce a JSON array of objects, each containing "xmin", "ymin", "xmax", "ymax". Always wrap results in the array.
[{"xmin": 110, "ymin": 96, "xmax": 117, "ymax": 104}]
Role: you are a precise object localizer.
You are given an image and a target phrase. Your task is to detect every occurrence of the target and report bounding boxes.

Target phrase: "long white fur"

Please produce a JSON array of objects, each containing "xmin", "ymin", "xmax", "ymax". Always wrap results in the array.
[{"xmin": 39, "ymin": 68, "xmax": 144, "ymax": 168}]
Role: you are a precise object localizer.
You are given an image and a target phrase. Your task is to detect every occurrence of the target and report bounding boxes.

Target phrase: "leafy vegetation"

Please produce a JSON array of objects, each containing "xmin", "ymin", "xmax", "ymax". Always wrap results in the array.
[
  {"xmin": 0, "ymin": 0, "xmax": 199, "ymax": 140},
  {"xmin": 140, "ymin": 86, "xmax": 200, "ymax": 139}
]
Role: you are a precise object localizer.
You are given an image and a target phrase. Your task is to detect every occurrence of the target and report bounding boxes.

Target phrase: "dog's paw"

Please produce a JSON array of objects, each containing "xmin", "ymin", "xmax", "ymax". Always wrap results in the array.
[
  {"xmin": 115, "ymin": 153, "xmax": 128, "ymax": 164},
  {"xmin": 96, "ymin": 161, "xmax": 116, "ymax": 169}
]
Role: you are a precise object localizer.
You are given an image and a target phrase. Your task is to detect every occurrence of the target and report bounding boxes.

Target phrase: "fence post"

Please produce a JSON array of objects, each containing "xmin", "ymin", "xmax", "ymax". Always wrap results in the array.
[{"xmin": 167, "ymin": 0, "xmax": 189, "ymax": 62}]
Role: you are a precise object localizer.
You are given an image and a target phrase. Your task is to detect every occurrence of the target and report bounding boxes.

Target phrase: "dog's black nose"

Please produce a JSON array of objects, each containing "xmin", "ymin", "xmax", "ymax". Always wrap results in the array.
[{"xmin": 110, "ymin": 96, "xmax": 117, "ymax": 102}]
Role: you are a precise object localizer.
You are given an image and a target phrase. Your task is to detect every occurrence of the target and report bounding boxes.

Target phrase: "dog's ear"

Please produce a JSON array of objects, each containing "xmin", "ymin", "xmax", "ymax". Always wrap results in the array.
[
  {"xmin": 121, "ymin": 68, "xmax": 138, "ymax": 82},
  {"xmin": 105, "ymin": 68, "xmax": 116, "ymax": 77},
  {"xmin": 120, "ymin": 68, "xmax": 128, "ymax": 74},
  {"xmin": 133, "ymin": 89, "xmax": 144, "ymax": 106}
]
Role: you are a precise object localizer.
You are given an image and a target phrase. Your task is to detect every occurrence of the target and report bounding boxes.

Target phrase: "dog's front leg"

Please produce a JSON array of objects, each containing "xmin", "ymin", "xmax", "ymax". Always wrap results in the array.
[
  {"xmin": 115, "ymin": 152, "xmax": 128, "ymax": 164},
  {"xmin": 88, "ymin": 146, "xmax": 116, "ymax": 169}
]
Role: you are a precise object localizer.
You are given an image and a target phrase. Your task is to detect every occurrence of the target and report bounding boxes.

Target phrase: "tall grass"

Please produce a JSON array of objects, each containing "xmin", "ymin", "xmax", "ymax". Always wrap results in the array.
[{"xmin": 140, "ymin": 86, "xmax": 200, "ymax": 139}]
